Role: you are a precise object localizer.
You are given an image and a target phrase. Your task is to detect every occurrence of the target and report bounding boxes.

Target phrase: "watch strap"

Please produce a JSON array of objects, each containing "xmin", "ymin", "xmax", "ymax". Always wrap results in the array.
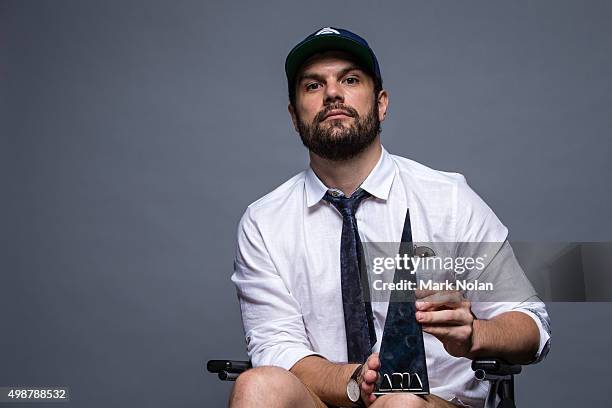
[
  {"xmin": 351, "ymin": 364, "xmax": 364, "ymax": 381},
  {"xmin": 350, "ymin": 364, "xmax": 366, "ymax": 408}
]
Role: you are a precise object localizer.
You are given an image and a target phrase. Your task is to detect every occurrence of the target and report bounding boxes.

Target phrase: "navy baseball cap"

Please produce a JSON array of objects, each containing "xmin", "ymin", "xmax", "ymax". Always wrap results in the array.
[{"xmin": 285, "ymin": 27, "xmax": 382, "ymax": 90}]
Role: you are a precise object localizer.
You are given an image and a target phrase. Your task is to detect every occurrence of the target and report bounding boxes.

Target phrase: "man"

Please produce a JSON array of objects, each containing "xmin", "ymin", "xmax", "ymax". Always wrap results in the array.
[{"xmin": 229, "ymin": 27, "xmax": 550, "ymax": 408}]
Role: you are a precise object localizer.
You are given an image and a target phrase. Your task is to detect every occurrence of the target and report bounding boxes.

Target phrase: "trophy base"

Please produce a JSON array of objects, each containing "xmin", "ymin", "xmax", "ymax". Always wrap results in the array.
[{"xmin": 373, "ymin": 390, "xmax": 429, "ymax": 396}]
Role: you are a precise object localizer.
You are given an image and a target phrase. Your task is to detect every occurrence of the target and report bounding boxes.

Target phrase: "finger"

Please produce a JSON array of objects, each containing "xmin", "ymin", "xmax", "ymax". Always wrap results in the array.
[
  {"xmin": 421, "ymin": 325, "xmax": 452, "ymax": 338},
  {"xmin": 361, "ymin": 380, "xmax": 375, "ymax": 394},
  {"xmin": 415, "ymin": 289, "xmax": 461, "ymax": 300},
  {"xmin": 415, "ymin": 289, "xmax": 438, "ymax": 300},
  {"xmin": 416, "ymin": 291, "xmax": 464, "ymax": 310},
  {"xmin": 416, "ymin": 309, "xmax": 469, "ymax": 325},
  {"xmin": 363, "ymin": 368, "xmax": 378, "ymax": 384},
  {"xmin": 366, "ymin": 352, "xmax": 380, "ymax": 371},
  {"xmin": 422, "ymin": 324, "xmax": 472, "ymax": 344}
]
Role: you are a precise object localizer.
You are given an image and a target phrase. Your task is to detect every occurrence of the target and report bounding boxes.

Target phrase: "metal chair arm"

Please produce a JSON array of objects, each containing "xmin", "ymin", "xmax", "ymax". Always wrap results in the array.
[
  {"xmin": 206, "ymin": 360, "xmax": 251, "ymax": 381},
  {"xmin": 472, "ymin": 358, "xmax": 522, "ymax": 379},
  {"xmin": 472, "ymin": 358, "xmax": 521, "ymax": 408}
]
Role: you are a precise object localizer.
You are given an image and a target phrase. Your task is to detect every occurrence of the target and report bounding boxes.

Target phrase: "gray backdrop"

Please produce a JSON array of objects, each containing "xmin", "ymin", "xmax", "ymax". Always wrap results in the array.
[{"xmin": 1, "ymin": 0, "xmax": 611, "ymax": 406}]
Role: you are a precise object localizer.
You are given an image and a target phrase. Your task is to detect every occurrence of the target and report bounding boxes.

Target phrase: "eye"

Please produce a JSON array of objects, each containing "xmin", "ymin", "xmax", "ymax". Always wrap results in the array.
[
  {"xmin": 344, "ymin": 76, "xmax": 360, "ymax": 85},
  {"xmin": 305, "ymin": 82, "xmax": 321, "ymax": 91}
]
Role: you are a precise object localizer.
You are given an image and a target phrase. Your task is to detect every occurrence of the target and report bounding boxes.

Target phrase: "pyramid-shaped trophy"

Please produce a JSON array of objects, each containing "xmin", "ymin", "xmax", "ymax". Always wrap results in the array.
[{"xmin": 375, "ymin": 210, "xmax": 429, "ymax": 395}]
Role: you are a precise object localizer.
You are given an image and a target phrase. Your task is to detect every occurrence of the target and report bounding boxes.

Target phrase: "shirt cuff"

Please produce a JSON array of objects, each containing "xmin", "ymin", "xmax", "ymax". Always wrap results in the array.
[{"xmin": 512, "ymin": 309, "xmax": 551, "ymax": 363}]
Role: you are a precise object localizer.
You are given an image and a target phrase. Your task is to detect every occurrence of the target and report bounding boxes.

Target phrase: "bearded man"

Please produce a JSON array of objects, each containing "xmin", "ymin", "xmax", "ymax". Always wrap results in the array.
[{"xmin": 228, "ymin": 27, "xmax": 550, "ymax": 408}]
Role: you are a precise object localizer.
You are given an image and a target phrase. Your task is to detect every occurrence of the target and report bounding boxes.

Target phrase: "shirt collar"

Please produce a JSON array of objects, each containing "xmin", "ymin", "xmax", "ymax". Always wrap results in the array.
[
  {"xmin": 304, "ymin": 146, "xmax": 396, "ymax": 207},
  {"xmin": 360, "ymin": 146, "xmax": 396, "ymax": 200}
]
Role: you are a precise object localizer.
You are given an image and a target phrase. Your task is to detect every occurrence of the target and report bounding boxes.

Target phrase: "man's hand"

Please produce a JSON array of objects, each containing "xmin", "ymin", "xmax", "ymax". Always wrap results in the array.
[
  {"xmin": 358, "ymin": 352, "xmax": 381, "ymax": 406},
  {"xmin": 415, "ymin": 290, "xmax": 475, "ymax": 358}
]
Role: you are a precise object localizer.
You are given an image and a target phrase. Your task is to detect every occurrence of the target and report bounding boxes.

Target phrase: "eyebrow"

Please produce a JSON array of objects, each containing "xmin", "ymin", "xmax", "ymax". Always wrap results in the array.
[{"xmin": 298, "ymin": 65, "xmax": 364, "ymax": 84}]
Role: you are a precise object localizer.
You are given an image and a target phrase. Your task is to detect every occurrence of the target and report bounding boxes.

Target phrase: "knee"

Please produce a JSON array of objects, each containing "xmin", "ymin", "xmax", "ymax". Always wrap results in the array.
[
  {"xmin": 377, "ymin": 393, "xmax": 427, "ymax": 408},
  {"xmin": 231, "ymin": 366, "xmax": 295, "ymax": 398}
]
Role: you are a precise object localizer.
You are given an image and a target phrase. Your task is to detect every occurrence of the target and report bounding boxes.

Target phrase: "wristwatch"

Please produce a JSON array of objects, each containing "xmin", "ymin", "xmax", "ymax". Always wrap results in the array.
[{"xmin": 346, "ymin": 364, "xmax": 365, "ymax": 407}]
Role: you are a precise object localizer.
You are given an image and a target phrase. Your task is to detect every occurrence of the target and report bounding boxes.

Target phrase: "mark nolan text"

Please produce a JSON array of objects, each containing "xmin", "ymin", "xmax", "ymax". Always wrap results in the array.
[{"xmin": 372, "ymin": 279, "xmax": 493, "ymax": 292}]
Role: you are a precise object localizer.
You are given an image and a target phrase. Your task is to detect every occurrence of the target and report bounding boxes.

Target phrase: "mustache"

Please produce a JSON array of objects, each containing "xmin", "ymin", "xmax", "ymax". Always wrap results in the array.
[{"xmin": 315, "ymin": 104, "xmax": 359, "ymax": 123}]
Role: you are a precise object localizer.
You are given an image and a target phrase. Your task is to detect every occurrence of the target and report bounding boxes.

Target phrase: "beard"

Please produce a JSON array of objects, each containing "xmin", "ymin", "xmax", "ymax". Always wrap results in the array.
[{"xmin": 296, "ymin": 100, "xmax": 381, "ymax": 161}]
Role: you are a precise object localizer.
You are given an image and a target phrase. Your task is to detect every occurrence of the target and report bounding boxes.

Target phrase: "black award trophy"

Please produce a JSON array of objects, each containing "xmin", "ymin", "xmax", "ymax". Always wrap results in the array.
[{"xmin": 375, "ymin": 210, "xmax": 429, "ymax": 395}]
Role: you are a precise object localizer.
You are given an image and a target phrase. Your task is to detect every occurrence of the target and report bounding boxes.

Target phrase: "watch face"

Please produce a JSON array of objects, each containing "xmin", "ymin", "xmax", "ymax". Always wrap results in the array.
[{"xmin": 347, "ymin": 379, "xmax": 360, "ymax": 403}]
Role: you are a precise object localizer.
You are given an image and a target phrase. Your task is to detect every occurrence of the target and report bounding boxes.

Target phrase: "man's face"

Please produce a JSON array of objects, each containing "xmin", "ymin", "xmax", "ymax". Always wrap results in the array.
[{"xmin": 289, "ymin": 51, "xmax": 388, "ymax": 161}]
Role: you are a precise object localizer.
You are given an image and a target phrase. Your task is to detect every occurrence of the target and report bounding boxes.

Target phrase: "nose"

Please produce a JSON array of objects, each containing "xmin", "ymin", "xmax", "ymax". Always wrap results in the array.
[{"xmin": 324, "ymin": 80, "xmax": 344, "ymax": 104}]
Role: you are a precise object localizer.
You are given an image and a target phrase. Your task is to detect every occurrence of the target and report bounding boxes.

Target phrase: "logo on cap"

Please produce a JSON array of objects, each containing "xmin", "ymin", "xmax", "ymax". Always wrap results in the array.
[{"xmin": 315, "ymin": 27, "xmax": 340, "ymax": 36}]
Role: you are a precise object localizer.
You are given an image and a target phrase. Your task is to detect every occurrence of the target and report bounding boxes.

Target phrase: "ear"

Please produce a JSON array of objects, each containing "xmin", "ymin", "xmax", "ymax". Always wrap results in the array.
[
  {"xmin": 288, "ymin": 103, "xmax": 299, "ymax": 132},
  {"xmin": 376, "ymin": 89, "xmax": 389, "ymax": 122}
]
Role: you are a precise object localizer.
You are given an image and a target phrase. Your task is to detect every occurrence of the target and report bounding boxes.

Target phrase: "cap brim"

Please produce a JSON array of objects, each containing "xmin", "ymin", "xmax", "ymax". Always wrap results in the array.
[{"xmin": 285, "ymin": 35, "xmax": 376, "ymax": 86}]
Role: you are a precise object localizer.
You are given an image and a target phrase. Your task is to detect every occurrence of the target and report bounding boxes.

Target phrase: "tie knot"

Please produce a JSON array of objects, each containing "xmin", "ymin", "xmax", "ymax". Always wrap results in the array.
[{"xmin": 323, "ymin": 188, "xmax": 371, "ymax": 216}]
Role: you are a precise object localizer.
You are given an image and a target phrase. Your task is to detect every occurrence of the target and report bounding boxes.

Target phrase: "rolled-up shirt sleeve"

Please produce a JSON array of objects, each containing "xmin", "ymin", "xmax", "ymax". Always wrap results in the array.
[
  {"xmin": 463, "ymin": 241, "xmax": 552, "ymax": 363},
  {"xmin": 472, "ymin": 297, "xmax": 551, "ymax": 364},
  {"xmin": 231, "ymin": 207, "xmax": 321, "ymax": 370},
  {"xmin": 510, "ymin": 299, "xmax": 551, "ymax": 363},
  {"xmin": 454, "ymin": 176, "xmax": 551, "ymax": 363}
]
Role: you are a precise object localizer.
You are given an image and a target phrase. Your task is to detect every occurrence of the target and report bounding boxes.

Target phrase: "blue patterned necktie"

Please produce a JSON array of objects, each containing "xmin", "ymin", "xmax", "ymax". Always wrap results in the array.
[{"xmin": 323, "ymin": 188, "xmax": 377, "ymax": 363}]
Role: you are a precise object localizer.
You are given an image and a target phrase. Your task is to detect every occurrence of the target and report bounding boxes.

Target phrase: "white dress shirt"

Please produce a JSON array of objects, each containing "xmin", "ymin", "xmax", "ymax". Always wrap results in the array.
[{"xmin": 231, "ymin": 146, "xmax": 551, "ymax": 407}]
